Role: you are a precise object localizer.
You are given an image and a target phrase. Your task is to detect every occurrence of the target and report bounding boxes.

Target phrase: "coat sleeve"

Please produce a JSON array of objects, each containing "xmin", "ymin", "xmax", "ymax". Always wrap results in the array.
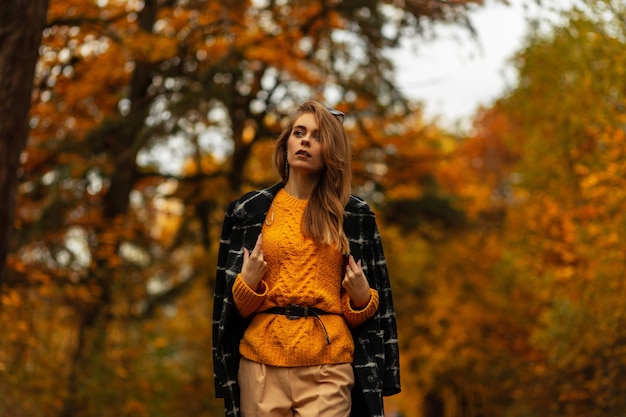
[
  {"xmin": 212, "ymin": 200, "xmax": 236, "ymax": 398},
  {"xmin": 211, "ymin": 192, "xmax": 267, "ymax": 400},
  {"xmin": 211, "ymin": 186, "xmax": 278, "ymax": 416},
  {"xmin": 371, "ymin": 219, "xmax": 401, "ymax": 396},
  {"xmin": 347, "ymin": 197, "xmax": 401, "ymax": 401}
]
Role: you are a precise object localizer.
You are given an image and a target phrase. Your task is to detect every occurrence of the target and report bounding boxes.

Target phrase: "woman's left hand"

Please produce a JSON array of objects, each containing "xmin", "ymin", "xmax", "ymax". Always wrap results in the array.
[{"xmin": 342, "ymin": 255, "xmax": 371, "ymax": 309}]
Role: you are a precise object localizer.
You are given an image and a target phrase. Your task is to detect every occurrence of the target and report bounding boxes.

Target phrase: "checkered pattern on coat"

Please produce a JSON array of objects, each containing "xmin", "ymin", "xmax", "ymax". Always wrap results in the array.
[{"xmin": 212, "ymin": 183, "xmax": 401, "ymax": 417}]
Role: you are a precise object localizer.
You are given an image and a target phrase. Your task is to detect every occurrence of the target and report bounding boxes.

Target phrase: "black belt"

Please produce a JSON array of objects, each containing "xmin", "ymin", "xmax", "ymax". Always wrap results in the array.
[
  {"xmin": 261, "ymin": 305, "xmax": 331, "ymax": 320},
  {"xmin": 260, "ymin": 305, "xmax": 333, "ymax": 345}
]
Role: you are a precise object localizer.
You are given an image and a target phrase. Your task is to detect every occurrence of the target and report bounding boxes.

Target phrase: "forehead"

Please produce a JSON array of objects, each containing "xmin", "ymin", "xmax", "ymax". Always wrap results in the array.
[{"xmin": 293, "ymin": 112, "xmax": 318, "ymax": 129}]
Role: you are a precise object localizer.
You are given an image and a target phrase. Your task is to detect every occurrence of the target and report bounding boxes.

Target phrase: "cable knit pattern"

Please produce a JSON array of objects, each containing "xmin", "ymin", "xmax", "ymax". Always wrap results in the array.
[{"xmin": 232, "ymin": 189, "xmax": 378, "ymax": 367}]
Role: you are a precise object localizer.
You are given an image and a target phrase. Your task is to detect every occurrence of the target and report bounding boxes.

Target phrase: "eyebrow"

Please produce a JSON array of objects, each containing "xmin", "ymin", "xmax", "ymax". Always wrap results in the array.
[{"xmin": 293, "ymin": 124, "xmax": 318, "ymax": 132}]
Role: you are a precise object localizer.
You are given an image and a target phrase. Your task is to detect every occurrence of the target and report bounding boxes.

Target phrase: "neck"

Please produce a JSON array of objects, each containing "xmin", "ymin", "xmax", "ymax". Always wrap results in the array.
[{"xmin": 284, "ymin": 174, "xmax": 319, "ymax": 200}]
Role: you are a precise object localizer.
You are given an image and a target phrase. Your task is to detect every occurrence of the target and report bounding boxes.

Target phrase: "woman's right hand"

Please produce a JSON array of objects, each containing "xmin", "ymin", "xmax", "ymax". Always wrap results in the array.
[{"xmin": 240, "ymin": 234, "xmax": 267, "ymax": 292}]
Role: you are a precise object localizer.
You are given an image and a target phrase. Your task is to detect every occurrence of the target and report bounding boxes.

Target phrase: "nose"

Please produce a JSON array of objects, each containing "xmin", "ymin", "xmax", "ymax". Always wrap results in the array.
[{"xmin": 301, "ymin": 135, "xmax": 311, "ymax": 146}]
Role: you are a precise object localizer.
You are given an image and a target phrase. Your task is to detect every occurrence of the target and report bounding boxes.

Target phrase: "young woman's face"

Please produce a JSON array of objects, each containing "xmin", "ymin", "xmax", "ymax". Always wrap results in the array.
[{"xmin": 286, "ymin": 112, "xmax": 324, "ymax": 175}]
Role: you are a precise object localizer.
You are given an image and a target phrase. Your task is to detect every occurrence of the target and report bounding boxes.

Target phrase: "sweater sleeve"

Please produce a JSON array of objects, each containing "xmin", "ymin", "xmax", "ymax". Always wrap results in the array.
[
  {"xmin": 341, "ymin": 288, "xmax": 379, "ymax": 328},
  {"xmin": 232, "ymin": 274, "xmax": 268, "ymax": 318}
]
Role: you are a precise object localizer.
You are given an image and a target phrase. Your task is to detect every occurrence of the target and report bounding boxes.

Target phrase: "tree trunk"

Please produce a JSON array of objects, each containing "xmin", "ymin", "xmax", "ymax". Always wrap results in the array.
[
  {"xmin": 0, "ymin": 0, "xmax": 49, "ymax": 285},
  {"xmin": 102, "ymin": 0, "xmax": 157, "ymax": 219},
  {"xmin": 59, "ymin": 275, "xmax": 112, "ymax": 417}
]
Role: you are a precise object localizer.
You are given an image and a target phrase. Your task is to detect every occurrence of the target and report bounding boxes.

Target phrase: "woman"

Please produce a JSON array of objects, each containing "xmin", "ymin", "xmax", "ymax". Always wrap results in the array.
[{"xmin": 212, "ymin": 101, "xmax": 400, "ymax": 417}]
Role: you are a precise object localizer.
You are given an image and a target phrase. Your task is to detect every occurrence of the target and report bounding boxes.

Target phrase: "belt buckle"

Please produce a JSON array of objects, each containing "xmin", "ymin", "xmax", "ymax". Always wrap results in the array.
[{"xmin": 286, "ymin": 305, "xmax": 300, "ymax": 320}]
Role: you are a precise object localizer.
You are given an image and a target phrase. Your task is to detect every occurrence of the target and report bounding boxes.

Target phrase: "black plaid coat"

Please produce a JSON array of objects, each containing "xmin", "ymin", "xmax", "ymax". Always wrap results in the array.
[{"xmin": 212, "ymin": 183, "xmax": 401, "ymax": 417}]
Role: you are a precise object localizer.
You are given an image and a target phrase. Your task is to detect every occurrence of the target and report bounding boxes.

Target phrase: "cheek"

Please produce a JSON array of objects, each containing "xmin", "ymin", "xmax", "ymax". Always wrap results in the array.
[
  {"xmin": 286, "ymin": 138, "xmax": 296, "ymax": 153},
  {"xmin": 289, "ymin": 134, "xmax": 301, "ymax": 147},
  {"xmin": 313, "ymin": 141, "xmax": 324, "ymax": 155},
  {"xmin": 314, "ymin": 145, "xmax": 325, "ymax": 165},
  {"xmin": 286, "ymin": 139, "xmax": 299, "ymax": 162}
]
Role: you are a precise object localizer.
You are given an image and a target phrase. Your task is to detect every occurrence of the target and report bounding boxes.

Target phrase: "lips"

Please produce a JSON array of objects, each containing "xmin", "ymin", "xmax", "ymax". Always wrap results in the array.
[{"xmin": 295, "ymin": 150, "xmax": 311, "ymax": 157}]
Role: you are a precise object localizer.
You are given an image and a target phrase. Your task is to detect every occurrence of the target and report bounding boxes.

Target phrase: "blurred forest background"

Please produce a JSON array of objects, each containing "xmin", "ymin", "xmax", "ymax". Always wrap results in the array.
[{"xmin": 2, "ymin": 0, "xmax": 626, "ymax": 416}]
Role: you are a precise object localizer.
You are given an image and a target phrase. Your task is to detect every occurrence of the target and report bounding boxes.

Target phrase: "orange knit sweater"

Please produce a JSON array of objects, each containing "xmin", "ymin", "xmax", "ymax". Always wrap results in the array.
[{"xmin": 232, "ymin": 189, "xmax": 379, "ymax": 367}]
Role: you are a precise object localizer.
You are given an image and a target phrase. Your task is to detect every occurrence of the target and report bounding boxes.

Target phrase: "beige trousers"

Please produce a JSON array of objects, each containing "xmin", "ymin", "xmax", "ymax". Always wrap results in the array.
[{"xmin": 238, "ymin": 357, "xmax": 354, "ymax": 417}]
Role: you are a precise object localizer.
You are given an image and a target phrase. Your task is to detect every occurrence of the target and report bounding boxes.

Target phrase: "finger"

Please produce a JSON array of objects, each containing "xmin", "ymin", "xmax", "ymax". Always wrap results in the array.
[
  {"xmin": 342, "ymin": 274, "xmax": 353, "ymax": 288},
  {"xmin": 348, "ymin": 255, "xmax": 361, "ymax": 273},
  {"xmin": 243, "ymin": 247, "xmax": 250, "ymax": 262},
  {"xmin": 251, "ymin": 233, "xmax": 263, "ymax": 256},
  {"xmin": 347, "ymin": 255, "xmax": 355, "ymax": 270}
]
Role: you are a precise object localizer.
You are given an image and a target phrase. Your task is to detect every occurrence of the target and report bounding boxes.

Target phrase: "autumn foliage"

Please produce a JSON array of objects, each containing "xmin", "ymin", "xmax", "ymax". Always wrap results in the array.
[{"xmin": 3, "ymin": 0, "xmax": 626, "ymax": 416}]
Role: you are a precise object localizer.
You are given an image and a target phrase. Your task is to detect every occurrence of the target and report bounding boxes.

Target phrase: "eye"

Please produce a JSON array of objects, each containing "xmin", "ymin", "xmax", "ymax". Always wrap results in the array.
[{"xmin": 293, "ymin": 128, "xmax": 305, "ymax": 138}]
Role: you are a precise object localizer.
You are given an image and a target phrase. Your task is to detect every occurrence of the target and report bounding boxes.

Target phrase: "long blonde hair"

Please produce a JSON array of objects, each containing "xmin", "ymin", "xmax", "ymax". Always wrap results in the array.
[{"xmin": 273, "ymin": 101, "xmax": 352, "ymax": 254}]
